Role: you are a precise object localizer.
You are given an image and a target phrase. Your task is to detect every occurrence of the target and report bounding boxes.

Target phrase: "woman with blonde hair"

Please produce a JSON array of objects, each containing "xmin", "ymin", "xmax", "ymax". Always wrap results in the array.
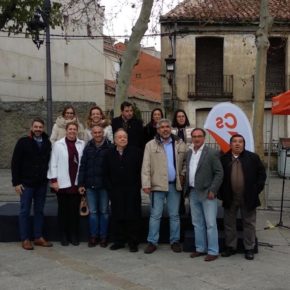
[
  {"xmin": 85, "ymin": 106, "xmax": 113, "ymax": 142},
  {"xmin": 50, "ymin": 105, "xmax": 85, "ymax": 144}
]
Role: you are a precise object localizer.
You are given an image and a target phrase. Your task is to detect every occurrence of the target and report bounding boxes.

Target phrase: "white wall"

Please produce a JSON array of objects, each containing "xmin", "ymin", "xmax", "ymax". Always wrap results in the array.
[{"xmin": 0, "ymin": 9, "xmax": 105, "ymax": 108}]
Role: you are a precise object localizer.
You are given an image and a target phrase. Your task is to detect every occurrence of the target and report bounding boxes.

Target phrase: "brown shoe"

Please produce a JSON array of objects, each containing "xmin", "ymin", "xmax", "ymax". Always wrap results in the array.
[
  {"xmin": 171, "ymin": 242, "xmax": 182, "ymax": 253},
  {"xmin": 144, "ymin": 243, "xmax": 157, "ymax": 254},
  {"xmin": 190, "ymin": 251, "xmax": 206, "ymax": 258},
  {"xmin": 204, "ymin": 254, "xmax": 218, "ymax": 262},
  {"xmin": 34, "ymin": 237, "xmax": 53, "ymax": 247},
  {"xmin": 88, "ymin": 237, "xmax": 98, "ymax": 247},
  {"xmin": 99, "ymin": 239, "xmax": 108, "ymax": 248},
  {"xmin": 22, "ymin": 239, "xmax": 34, "ymax": 250}
]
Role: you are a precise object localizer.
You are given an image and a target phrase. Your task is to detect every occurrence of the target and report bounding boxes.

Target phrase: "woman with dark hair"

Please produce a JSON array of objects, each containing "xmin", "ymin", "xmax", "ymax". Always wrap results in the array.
[
  {"xmin": 84, "ymin": 106, "xmax": 113, "ymax": 143},
  {"xmin": 172, "ymin": 109, "xmax": 192, "ymax": 144},
  {"xmin": 143, "ymin": 108, "xmax": 164, "ymax": 145},
  {"xmin": 48, "ymin": 122, "xmax": 85, "ymax": 246},
  {"xmin": 172, "ymin": 109, "xmax": 193, "ymax": 215},
  {"xmin": 50, "ymin": 105, "xmax": 85, "ymax": 144}
]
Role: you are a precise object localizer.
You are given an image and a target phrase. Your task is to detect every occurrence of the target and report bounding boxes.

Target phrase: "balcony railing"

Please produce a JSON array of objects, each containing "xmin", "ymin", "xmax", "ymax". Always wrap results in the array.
[
  {"xmin": 252, "ymin": 75, "xmax": 290, "ymax": 99},
  {"xmin": 188, "ymin": 74, "xmax": 233, "ymax": 100}
]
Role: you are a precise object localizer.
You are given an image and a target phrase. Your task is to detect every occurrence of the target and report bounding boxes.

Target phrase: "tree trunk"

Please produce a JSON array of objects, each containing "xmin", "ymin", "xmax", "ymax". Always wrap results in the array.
[
  {"xmin": 253, "ymin": 0, "xmax": 273, "ymax": 207},
  {"xmin": 114, "ymin": 0, "xmax": 154, "ymax": 116}
]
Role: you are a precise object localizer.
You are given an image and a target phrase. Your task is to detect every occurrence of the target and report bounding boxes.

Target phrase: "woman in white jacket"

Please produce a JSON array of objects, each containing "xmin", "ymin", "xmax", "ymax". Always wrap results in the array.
[{"xmin": 48, "ymin": 122, "xmax": 85, "ymax": 246}]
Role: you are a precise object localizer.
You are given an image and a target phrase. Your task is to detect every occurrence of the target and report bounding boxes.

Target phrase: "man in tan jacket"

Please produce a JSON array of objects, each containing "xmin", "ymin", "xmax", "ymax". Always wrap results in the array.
[{"xmin": 142, "ymin": 119, "xmax": 187, "ymax": 254}]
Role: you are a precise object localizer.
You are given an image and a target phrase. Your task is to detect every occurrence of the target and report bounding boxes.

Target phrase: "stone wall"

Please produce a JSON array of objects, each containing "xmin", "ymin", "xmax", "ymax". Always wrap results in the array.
[{"xmin": 0, "ymin": 101, "xmax": 95, "ymax": 168}]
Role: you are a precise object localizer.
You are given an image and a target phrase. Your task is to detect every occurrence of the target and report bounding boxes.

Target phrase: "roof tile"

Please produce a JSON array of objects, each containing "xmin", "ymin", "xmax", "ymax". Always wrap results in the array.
[{"xmin": 162, "ymin": 0, "xmax": 290, "ymax": 23}]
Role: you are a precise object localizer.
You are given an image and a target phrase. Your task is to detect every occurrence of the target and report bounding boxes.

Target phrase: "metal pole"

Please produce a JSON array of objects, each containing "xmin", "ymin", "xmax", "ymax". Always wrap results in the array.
[
  {"xmin": 44, "ymin": 0, "xmax": 53, "ymax": 135},
  {"xmin": 265, "ymin": 113, "xmax": 273, "ymax": 208}
]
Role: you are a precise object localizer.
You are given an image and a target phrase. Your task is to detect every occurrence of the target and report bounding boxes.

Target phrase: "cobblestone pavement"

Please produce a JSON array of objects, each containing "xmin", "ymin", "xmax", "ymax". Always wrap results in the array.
[{"xmin": 1, "ymin": 209, "xmax": 290, "ymax": 290}]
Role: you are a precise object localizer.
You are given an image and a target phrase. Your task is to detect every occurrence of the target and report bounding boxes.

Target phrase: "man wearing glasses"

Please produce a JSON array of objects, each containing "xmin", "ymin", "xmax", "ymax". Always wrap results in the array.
[{"xmin": 184, "ymin": 128, "xmax": 223, "ymax": 261}]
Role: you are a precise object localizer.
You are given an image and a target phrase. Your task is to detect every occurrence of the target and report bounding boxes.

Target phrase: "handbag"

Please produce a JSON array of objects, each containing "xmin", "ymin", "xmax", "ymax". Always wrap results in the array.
[{"xmin": 80, "ymin": 196, "xmax": 89, "ymax": 216}]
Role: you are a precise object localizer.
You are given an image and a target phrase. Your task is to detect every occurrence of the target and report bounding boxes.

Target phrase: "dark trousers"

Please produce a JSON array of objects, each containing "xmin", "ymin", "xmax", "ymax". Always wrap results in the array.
[
  {"xmin": 224, "ymin": 203, "xmax": 256, "ymax": 250},
  {"xmin": 57, "ymin": 194, "xmax": 80, "ymax": 241},
  {"xmin": 112, "ymin": 218, "xmax": 140, "ymax": 247}
]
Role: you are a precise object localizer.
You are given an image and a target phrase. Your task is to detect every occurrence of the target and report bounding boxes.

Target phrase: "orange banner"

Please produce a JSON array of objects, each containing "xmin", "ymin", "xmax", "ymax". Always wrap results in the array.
[{"xmin": 272, "ymin": 90, "xmax": 290, "ymax": 115}]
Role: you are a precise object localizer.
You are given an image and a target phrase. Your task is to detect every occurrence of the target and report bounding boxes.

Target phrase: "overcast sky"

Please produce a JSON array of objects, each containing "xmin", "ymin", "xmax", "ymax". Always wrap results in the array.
[{"xmin": 99, "ymin": 0, "xmax": 182, "ymax": 51}]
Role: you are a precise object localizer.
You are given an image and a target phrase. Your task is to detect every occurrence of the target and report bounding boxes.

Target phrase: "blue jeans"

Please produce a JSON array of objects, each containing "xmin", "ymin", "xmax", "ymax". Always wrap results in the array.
[
  {"xmin": 86, "ymin": 188, "xmax": 109, "ymax": 239},
  {"xmin": 147, "ymin": 183, "xmax": 180, "ymax": 245},
  {"xmin": 19, "ymin": 184, "xmax": 47, "ymax": 241},
  {"xmin": 189, "ymin": 189, "xmax": 219, "ymax": 255}
]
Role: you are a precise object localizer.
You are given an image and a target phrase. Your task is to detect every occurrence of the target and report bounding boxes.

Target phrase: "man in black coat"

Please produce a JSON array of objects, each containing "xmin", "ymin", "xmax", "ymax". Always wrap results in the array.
[
  {"xmin": 219, "ymin": 134, "xmax": 266, "ymax": 260},
  {"xmin": 104, "ymin": 128, "xmax": 142, "ymax": 252},
  {"xmin": 11, "ymin": 117, "xmax": 52, "ymax": 250},
  {"xmin": 111, "ymin": 101, "xmax": 143, "ymax": 149}
]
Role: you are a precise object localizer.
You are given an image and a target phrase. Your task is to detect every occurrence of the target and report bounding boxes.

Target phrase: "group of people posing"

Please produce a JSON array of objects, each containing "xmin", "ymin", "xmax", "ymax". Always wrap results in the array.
[{"xmin": 11, "ymin": 101, "xmax": 266, "ymax": 262}]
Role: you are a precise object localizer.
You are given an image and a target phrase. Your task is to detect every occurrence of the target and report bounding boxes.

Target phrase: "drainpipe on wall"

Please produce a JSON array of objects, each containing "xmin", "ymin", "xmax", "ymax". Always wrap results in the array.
[{"xmin": 172, "ymin": 22, "xmax": 178, "ymax": 112}]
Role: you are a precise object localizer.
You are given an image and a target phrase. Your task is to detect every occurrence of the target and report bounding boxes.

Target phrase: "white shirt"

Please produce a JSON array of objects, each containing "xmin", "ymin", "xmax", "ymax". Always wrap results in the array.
[{"xmin": 189, "ymin": 144, "xmax": 205, "ymax": 187}]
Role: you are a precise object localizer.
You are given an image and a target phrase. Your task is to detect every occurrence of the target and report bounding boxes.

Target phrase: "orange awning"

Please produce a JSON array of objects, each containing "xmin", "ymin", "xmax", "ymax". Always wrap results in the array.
[{"xmin": 272, "ymin": 90, "xmax": 290, "ymax": 115}]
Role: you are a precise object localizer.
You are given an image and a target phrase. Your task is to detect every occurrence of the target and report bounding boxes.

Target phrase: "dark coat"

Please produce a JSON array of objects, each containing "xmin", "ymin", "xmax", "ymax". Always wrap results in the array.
[
  {"xmin": 104, "ymin": 146, "xmax": 142, "ymax": 220},
  {"xmin": 78, "ymin": 138, "xmax": 113, "ymax": 189},
  {"xmin": 143, "ymin": 121, "xmax": 157, "ymax": 146},
  {"xmin": 11, "ymin": 133, "xmax": 51, "ymax": 187},
  {"xmin": 112, "ymin": 116, "xmax": 144, "ymax": 149},
  {"xmin": 218, "ymin": 150, "xmax": 266, "ymax": 210}
]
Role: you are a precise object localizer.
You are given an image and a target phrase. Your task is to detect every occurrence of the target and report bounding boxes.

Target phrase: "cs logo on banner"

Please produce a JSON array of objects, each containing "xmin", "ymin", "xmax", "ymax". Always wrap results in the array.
[{"xmin": 204, "ymin": 102, "xmax": 254, "ymax": 153}]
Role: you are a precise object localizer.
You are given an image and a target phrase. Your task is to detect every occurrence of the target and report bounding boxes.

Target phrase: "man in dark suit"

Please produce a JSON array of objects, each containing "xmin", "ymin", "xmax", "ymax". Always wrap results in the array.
[
  {"xmin": 184, "ymin": 128, "xmax": 223, "ymax": 262},
  {"xmin": 219, "ymin": 134, "xmax": 266, "ymax": 260},
  {"xmin": 111, "ymin": 101, "xmax": 143, "ymax": 149}
]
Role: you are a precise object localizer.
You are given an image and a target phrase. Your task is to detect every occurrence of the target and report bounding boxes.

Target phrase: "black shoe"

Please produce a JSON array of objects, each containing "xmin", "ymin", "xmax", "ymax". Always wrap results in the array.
[
  {"xmin": 60, "ymin": 234, "xmax": 69, "ymax": 246},
  {"xmin": 71, "ymin": 240, "xmax": 80, "ymax": 246},
  {"xmin": 110, "ymin": 243, "xmax": 125, "ymax": 250},
  {"xmin": 245, "ymin": 249, "xmax": 254, "ymax": 260},
  {"xmin": 61, "ymin": 239, "xmax": 69, "ymax": 246},
  {"xmin": 221, "ymin": 247, "xmax": 237, "ymax": 257},
  {"xmin": 129, "ymin": 244, "xmax": 139, "ymax": 253},
  {"xmin": 71, "ymin": 236, "xmax": 80, "ymax": 246}
]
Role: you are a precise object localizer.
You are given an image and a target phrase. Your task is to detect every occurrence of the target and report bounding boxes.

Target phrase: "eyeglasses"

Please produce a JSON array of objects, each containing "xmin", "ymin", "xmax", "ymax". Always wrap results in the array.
[
  {"xmin": 192, "ymin": 135, "xmax": 204, "ymax": 138},
  {"xmin": 65, "ymin": 112, "xmax": 74, "ymax": 115}
]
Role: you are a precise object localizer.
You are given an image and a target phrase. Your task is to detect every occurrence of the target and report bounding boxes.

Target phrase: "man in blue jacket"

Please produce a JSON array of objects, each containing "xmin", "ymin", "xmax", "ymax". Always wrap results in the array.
[
  {"xmin": 11, "ymin": 117, "xmax": 52, "ymax": 250},
  {"xmin": 78, "ymin": 125, "xmax": 113, "ymax": 247}
]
